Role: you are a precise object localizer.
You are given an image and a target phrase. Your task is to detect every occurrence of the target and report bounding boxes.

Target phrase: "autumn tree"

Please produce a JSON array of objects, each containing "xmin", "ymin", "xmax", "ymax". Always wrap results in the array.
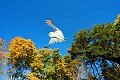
[
  {"xmin": 27, "ymin": 48, "xmax": 81, "ymax": 80},
  {"xmin": 68, "ymin": 14, "xmax": 120, "ymax": 79},
  {"xmin": 7, "ymin": 37, "xmax": 37, "ymax": 79},
  {"xmin": 0, "ymin": 38, "xmax": 8, "ymax": 79},
  {"xmin": 0, "ymin": 39, "xmax": 5, "ymax": 75},
  {"xmin": 7, "ymin": 37, "xmax": 81, "ymax": 80}
]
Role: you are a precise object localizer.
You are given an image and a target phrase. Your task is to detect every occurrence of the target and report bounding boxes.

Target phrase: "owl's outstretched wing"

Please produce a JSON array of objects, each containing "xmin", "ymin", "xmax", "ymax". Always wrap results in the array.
[
  {"xmin": 49, "ymin": 37, "xmax": 63, "ymax": 44},
  {"xmin": 46, "ymin": 18, "xmax": 60, "ymax": 31},
  {"xmin": 44, "ymin": 37, "xmax": 63, "ymax": 48}
]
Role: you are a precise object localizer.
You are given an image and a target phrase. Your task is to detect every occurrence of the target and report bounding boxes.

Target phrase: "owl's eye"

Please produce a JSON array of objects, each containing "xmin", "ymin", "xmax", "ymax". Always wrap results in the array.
[
  {"xmin": 48, "ymin": 32, "xmax": 52, "ymax": 36},
  {"xmin": 49, "ymin": 32, "xmax": 51, "ymax": 35}
]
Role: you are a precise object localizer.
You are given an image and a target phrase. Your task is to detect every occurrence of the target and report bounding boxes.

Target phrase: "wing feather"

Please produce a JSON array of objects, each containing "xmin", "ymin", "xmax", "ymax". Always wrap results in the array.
[
  {"xmin": 49, "ymin": 38, "xmax": 63, "ymax": 45},
  {"xmin": 46, "ymin": 18, "xmax": 59, "ymax": 31}
]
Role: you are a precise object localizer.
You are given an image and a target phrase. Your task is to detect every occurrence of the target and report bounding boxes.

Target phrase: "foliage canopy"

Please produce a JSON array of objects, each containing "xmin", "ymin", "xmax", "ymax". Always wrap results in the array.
[
  {"xmin": 68, "ymin": 14, "xmax": 120, "ymax": 79},
  {"xmin": 7, "ymin": 37, "xmax": 81, "ymax": 80}
]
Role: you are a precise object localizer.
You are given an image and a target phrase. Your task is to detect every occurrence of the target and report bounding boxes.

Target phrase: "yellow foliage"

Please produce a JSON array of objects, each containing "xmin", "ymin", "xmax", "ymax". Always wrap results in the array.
[
  {"xmin": 64, "ymin": 59, "xmax": 81, "ymax": 79},
  {"xmin": 58, "ymin": 60, "xmax": 67, "ymax": 71},
  {"xmin": 66, "ymin": 71, "xmax": 72, "ymax": 76},
  {"xmin": 39, "ymin": 48, "xmax": 52, "ymax": 56},
  {"xmin": 73, "ymin": 59, "xmax": 81, "ymax": 65},
  {"xmin": 30, "ymin": 53, "xmax": 44, "ymax": 70},
  {"xmin": 27, "ymin": 73, "xmax": 39, "ymax": 80},
  {"xmin": 7, "ymin": 36, "xmax": 36, "ymax": 64}
]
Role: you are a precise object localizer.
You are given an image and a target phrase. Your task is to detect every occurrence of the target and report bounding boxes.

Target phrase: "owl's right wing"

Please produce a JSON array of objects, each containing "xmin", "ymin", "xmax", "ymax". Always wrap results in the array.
[{"xmin": 46, "ymin": 18, "xmax": 60, "ymax": 31}]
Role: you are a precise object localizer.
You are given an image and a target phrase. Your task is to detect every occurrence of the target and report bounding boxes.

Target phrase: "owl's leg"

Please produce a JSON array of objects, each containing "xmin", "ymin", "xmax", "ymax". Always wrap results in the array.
[
  {"xmin": 64, "ymin": 38, "xmax": 67, "ymax": 43},
  {"xmin": 44, "ymin": 44, "xmax": 50, "ymax": 48}
]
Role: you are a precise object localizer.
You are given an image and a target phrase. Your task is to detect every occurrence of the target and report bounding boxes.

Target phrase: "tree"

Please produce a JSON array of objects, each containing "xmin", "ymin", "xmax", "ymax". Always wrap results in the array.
[
  {"xmin": 7, "ymin": 37, "xmax": 81, "ymax": 80},
  {"xmin": 0, "ymin": 38, "xmax": 8, "ymax": 79},
  {"xmin": 68, "ymin": 14, "xmax": 120, "ymax": 79},
  {"xmin": 7, "ymin": 36, "xmax": 37, "ymax": 79},
  {"xmin": 102, "ymin": 66, "xmax": 120, "ymax": 79},
  {"xmin": 27, "ymin": 48, "xmax": 81, "ymax": 80}
]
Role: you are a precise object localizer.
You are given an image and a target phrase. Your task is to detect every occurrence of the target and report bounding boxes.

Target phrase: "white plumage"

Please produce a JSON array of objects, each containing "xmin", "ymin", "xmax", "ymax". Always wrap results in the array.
[{"xmin": 45, "ymin": 18, "xmax": 66, "ymax": 47}]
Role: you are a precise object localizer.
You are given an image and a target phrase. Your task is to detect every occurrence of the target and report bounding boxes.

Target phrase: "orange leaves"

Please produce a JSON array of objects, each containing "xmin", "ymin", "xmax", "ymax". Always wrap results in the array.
[
  {"xmin": 0, "ymin": 51, "xmax": 7, "ymax": 67},
  {"xmin": 7, "ymin": 37, "xmax": 36, "ymax": 64},
  {"xmin": 58, "ymin": 60, "xmax": 67, "ymax": 71},
  {"xmin": 0, "ymin": 38, "xmax": 4, "ymax": 47},
  {"xmin": 73, "ymin": 59, "xmax": 81, "ymax": 65},
  {"xmin": 7, "ymin": 37, "xmax": 44, "ymax": 79},
  {"xmin": 8, "ymin": 37, "xmax": 36, "ymax": 55},
  {"xmin": 66, "ymin": 71, "xmax": 72, "ymax": 76},
  {"xmin": 0, "ymin": 51, "xmax": 5, "ymax": 61},
  {"xmin": 63, "ymin": 55, "xmax": 81, "ymax": 79}
]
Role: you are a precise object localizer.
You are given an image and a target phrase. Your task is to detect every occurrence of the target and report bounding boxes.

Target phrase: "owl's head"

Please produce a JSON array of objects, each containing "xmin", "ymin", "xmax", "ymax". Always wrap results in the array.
[{"xmin": 48, "ymin": 32, "xmax": 54, "ymax": 37}]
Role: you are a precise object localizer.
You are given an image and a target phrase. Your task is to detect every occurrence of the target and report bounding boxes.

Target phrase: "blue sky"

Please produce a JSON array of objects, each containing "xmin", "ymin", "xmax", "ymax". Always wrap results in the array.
[{"xmin": 0, "ymin": 0, "xmax": 120, "ymax": 56}]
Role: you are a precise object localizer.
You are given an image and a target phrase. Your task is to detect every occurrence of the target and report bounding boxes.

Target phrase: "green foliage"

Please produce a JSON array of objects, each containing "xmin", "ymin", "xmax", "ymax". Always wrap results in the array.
[
  {"xmin": 69, "ymin": 14, "xmax": 120, "ymax": 60},
  {"xmin": 102, "ymin": 66, "xmax": 120, "ymax": 79},
  {"xmin": 37, "ymin": 48, "xmax": 81, "ymax": 80},
  {"xmin": 68, "ymin": 14, "xmax": 120, "ymax": 79}
]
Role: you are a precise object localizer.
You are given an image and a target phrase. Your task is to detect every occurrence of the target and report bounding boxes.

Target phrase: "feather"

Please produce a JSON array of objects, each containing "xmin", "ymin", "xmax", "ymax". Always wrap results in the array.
[
  {"xmin": 46, "ymin": 18, "xmax": 55, "ymax": 27},
  {"xmin": 46, "ymin": 18, "xmax": 59, "ymax": 31}
]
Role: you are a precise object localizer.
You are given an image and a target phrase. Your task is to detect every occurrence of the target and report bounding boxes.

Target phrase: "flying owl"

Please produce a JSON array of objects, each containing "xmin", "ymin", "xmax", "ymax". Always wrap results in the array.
[{"xmin": 45, "ymin": 18, "xmax": 66, "ymax": 48}]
